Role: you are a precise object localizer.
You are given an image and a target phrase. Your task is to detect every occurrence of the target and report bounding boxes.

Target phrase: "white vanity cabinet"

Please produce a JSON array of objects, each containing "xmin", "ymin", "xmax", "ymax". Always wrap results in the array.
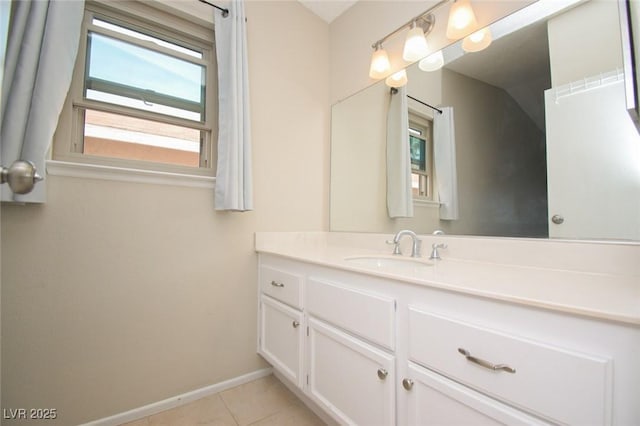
[
  {"xmin": 258, "ymin": 256, "xmax": 399, "ymax": 425},
  {"xmin": 259, "ymin": 295, "xmax": 304, "ymax": 387},
  {"xmin": 305, "ymin": 277, "xmax": 397, "ymax": 425},
  {"xmin": 257, "ymin": 253, "xmax": 640, "ymax": 426},
  {"xmin": 307, "ymin": 317, "xmax": 395, "ymax": 425},
  {"xmin": 406, "ymin": 308, "xmax": 612, "ymax": 425},
  {"xmin": 258, "ymin": 264, "xmax": 305, "ymax": 388},
  {"xmin": 403, "ymin": 362, "xmax": 549, "ymax": 426}
]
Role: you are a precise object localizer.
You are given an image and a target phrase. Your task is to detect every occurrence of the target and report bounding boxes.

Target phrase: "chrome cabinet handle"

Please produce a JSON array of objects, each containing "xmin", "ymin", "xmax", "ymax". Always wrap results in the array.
[
  {"xmin": 458, "ymin": 348, "xmax": 516, "ymax": 374},
  {"xmin": 270, "ymin": 280, "xmax": 285, "ymax": 287},
  {"xmin": 377, "ymin": 368, "xmax": 388, "ymax": 380},
  {"xmin": 292, "ymin": 320, "xmax": 300, "ymax": 328},
  {"xmin": 402, "ymin": 378, "xmax": 414, "ymax": 390},
  {"xmin": 551, "ymin": 214, "xmax": 564, "ymax": 225}
]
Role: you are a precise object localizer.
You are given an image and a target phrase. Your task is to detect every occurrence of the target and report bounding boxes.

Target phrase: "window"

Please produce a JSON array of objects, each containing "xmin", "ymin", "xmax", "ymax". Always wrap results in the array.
[
  {"xmin": 409, "ymin": 113, "xmax": 434, "ymax": 200},
  {"xmin": 55, "ymin": 2, "xmax": 216, "ymax": 176}
]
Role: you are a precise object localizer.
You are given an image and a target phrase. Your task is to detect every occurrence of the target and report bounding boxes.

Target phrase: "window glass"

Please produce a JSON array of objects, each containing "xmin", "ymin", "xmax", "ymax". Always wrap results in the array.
[
  {"xmin": 54, "ymin": 4, "xmax": 215, "ymax": 175},
  {"xmin": 86, "ymin": 32, "xmax": 205, "ymax": 121},
  {"xmin": 92, "ymin": 18, "xmax": 202, "ymax": 59},
  {"xmin": 83, "ymin": 109, "xmax": 202, "ymax": 167},
  {"xmin": 410, "ymin": 133, "xmax": 426, "ymax": 172},
  {"xmin": 409, "ymin": 116, "xmax": 433, "ymax": 199}
]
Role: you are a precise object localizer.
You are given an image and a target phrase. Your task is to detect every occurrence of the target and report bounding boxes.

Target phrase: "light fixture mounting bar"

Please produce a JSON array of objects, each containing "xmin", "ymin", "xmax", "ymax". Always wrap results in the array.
[{"xmin": 371, "ymin": 0, "xmax": 451, "ymax": 49}]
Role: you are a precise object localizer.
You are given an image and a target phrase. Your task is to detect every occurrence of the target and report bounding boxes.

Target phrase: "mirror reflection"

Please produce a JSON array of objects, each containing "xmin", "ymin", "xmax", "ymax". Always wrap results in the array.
[{"xmin": 330, "ymin": 0, "xmax": 640, "ymax": 241}]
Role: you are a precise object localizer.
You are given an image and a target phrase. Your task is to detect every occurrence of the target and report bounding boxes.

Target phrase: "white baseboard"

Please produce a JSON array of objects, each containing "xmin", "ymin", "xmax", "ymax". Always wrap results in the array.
[{"xmin": 81, "ymin": 368, "xmax": 273, "ymax": 426}]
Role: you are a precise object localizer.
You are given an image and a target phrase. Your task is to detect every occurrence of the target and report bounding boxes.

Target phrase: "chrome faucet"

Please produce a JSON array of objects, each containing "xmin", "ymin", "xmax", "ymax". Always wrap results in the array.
[
  {"xmin": 387, "ymin": 230, "xmax": 422, "ymax": 258},
  {"xmin": 429, "ymin": 243, "xmax": 448, "ymax": 260}
]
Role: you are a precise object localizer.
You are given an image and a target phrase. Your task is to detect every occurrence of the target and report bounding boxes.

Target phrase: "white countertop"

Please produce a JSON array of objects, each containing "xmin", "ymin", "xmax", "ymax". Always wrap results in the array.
[{"xmin": 255, "ymin": 232, "xmax": 640, "ymax": 326}]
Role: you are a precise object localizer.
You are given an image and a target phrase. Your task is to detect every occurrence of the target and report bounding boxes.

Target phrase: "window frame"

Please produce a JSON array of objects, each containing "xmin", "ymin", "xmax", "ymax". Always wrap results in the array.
[
  {"xmin": 408, "ymin": 112, "xmax": 434, "ymax": 201},
  {"xmin": 53, "ymin": 0, "xmax": 217, "ymax": 177}
]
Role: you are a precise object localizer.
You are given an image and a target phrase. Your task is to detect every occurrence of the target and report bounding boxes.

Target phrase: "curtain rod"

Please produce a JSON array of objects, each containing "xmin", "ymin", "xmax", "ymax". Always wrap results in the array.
[
  {"xmin": 198, "ymin": 0, "xmax": 229, "ymax": 17},
  {"xmin": 408, "ymin": 94, "xmax": 443, "ymax": 114},
  {"xmin": 391, "ymin": 88, "xmax": 442, "ymax": 114}
]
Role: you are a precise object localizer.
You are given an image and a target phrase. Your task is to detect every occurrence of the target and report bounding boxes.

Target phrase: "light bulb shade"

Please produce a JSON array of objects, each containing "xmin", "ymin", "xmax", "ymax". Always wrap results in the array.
[
  {"xmin": 446, "ymin": 0, "xmax": 479, "ymax": 40},
  {"xmin": 385, "ymin": 70, "xmax": 408, "ymax": 88},
  {"xmin": 462, "ymin": 27, "xmax": 492, "ymax": 52},
  {"xmin": 418, "ymin": 50, "xmax": 444, "ymax": 72},
  {"xmin": 402, "ymin": 26, "xmax": 430, "ymax": 62},
  {"xmin": 369, "ymin": 46, "xmax": 391, "ymax": 79}
]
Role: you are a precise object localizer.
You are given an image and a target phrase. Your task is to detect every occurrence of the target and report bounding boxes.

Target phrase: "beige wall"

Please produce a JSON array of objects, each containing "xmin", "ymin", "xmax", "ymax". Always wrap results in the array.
[
  {"xmin": 0, "ymin": 1, "xmax": 330, "ymax": 424},
  {"xmin": 439, "ymin": 70, "xmax": 547, "ymax": 237},
  {"xmin": 548, "ymin": 0, "xmax": 623, "ymax": 87}
]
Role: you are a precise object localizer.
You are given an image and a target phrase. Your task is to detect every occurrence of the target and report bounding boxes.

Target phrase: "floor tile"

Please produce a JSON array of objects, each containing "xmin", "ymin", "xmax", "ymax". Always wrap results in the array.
[
  {"xmin": 117, "ymin": 375, "xmax": 325, "ymax": 426},
  {"xmin": 220, "ymin": 375, "xmax": 299, "ymax": 426},
  {"xmin": 147, "ymin": 393, "xmax": 238, "ymax": 426},
  {"xmin": 248, "ymin": 401, "xmax": 325, "ymax": 426},
  {"xmin": 120, "ymin": 419, "xmax": 149, "ymax": 426}
]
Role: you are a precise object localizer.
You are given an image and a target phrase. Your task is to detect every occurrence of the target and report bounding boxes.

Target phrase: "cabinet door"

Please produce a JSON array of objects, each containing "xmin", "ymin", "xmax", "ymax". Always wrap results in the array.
[
  {"xmin": 307, "ymin": 317, "xmax": 395, "ymax": 426},
  {"xmin": 259, "ymin": 295, "xmax": 304, "ymax": 388},
  {"xmin": 401, "ymin": 363, "xmax": 550, "ymax": 426}
]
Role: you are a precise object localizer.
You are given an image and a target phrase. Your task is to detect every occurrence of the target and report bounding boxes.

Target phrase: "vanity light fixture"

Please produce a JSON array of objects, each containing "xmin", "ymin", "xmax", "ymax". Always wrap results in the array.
[
  {"xmin": 402, "ymin": 20, "xmax": 431, "ymax": 62},
  {"xmin": 419, "ymin": 50, "xmax": 445, "ymax": 72},
  {"xmin": 369, "ymin": 42, "xmax": 391, "ymax": 79},
  {"xmin": 385, "ymin": 69, "xmax": 408, "ymax": 88},
  {"xmin": 462, "ymin": 27, "xmax": 492, "ymax": 52},
  {"xmin": 446, "ymin": 0, "xmax": 479, "ymax": 40},
  {"xmin": 368, "ymin": 0, "xmax": 447, "ymax": 81}
]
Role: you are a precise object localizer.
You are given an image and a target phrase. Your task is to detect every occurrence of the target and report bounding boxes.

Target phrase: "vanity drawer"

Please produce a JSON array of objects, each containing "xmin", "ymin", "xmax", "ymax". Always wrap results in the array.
[
  {"xmin": 260, "ymin": 265, "xmax": 303, "ymax": 309},
  {"xmin": 408, "ymin": 308, "xmax": 612, "ymax": 425},
  {"xmin": 306, "ymin": 277, "xmax": 395, "ymax": 350}
]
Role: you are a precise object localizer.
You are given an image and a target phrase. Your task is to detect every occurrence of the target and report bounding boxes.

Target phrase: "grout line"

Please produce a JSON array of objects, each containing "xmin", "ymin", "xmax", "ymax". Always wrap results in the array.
[{"xmin": 218, "ymin": 389, "xmax": 241, "ymax": 426}]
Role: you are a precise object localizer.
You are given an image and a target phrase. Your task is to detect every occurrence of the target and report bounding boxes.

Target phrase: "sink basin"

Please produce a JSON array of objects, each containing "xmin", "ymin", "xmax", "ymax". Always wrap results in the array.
[{"xmin": 344, "ymin": 255, "xmax": 432, "ymax": 270}]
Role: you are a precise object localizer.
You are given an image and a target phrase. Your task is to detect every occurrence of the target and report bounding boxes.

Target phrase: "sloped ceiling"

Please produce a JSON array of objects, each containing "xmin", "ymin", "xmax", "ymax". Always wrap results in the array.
[{"xmin": 444, "ymin": 22, "xmax": 551, "ymax": 131}]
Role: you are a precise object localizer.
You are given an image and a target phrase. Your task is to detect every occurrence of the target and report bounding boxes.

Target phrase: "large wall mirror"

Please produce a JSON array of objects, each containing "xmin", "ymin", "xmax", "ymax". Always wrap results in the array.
[{"xmin": 330, "ymin": 0, "xmax": 640, "ymax": 241}]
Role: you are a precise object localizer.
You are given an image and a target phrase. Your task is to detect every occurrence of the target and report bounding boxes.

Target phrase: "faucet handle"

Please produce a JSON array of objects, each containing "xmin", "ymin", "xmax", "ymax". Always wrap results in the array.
[
  {"xmin": 386, "ymin": 239, "xmax": 402, "ymax": 255},
  {"xmin": 429, "ymin": 243, "xmax": 448, "ymax": 260}
]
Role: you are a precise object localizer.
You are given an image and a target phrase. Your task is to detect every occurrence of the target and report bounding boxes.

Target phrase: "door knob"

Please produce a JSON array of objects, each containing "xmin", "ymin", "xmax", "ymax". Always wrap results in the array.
[
  {"xmin": 0, "ymin": 160, "xmax": 43, "ymax": 195},
  {"xmin": 551, "ymin": 214, "xmax": 564, "ymax": 225},
  {"xmin": 292, "ymin": 320, "xmax": 300, "ymax": 328}
]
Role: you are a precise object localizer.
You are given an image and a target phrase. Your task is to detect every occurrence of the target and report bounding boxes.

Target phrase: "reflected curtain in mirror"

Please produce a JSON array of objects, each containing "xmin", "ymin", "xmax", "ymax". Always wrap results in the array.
[
  {"xmin": 387, "ymin": 86, "xmax": 413, "ymax": 218},
  {"xmin": 433, "ymin": 106, "xmax": 459, "ymax": 220}
]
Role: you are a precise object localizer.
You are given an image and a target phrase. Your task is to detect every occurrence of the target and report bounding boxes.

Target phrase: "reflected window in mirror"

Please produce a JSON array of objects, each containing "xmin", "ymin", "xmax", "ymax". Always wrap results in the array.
[{"xmin": 409, "ymin": 113, "xmax": 433, "ymax": 200}]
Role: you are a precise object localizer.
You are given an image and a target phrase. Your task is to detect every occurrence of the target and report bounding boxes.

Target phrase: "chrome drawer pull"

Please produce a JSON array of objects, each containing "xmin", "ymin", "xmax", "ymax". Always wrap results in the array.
[
  {"xmin": 458, "ymin": 348, "xmax": 516, "ymax": 374},
  {"xmin": 270, "ymin": 280, "xmax": 285, "ymax": 287},
  {"xmin": 402, "ymin": 378, "xmax": 414, "ymax": 390},
  {"xmin": 377, "ymin": 368, "xmax": 388, "ymax": 380}
]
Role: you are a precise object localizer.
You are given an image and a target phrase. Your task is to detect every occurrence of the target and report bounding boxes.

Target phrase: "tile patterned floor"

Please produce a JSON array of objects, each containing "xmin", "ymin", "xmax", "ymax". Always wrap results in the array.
[{"xmin": 120, "ymin": 375, "xmax": 326, "ymax": 426}]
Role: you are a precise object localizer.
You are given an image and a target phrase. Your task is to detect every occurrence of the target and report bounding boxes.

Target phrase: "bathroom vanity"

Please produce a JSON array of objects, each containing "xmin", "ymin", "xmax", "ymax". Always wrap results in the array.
[{"xmin": 255, "ymin": 232, "xmax": 640, "ymax": 425}]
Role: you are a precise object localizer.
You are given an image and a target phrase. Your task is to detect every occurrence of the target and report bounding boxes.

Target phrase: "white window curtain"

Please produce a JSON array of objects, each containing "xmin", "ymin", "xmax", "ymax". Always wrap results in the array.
[
  {"xmin": 214, "ymin": 0, "xmax": 253, "ymax": 211},
  {"xmin": 386, "ymin": 86, "xmax": 413, "ymax": 218},
  {"xmin": 1, "ymin": 0, "xmax": 84, "ymax": 203},
  {"xmin": 433, "ymin": 106, "xmax": 459, "ymax": 220}
]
